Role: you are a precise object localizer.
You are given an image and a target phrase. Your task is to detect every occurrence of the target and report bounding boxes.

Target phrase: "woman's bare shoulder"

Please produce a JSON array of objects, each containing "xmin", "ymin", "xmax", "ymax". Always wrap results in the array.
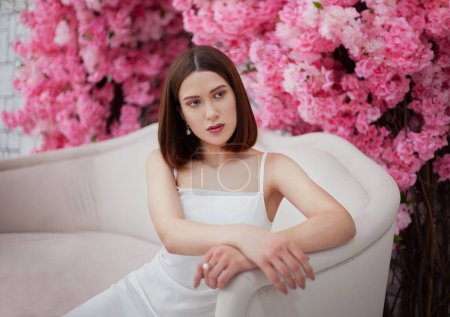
[
  {"xmin": 263, "ymin": 151, "xmax": 306, "ymax": 188},
  {"xmin": 248, "ymin": 148, "xmax": 288, "ymax": 158},
  {"xmin": 246, "ymin": 149, "xmax": 296, "ymax": 174},
  {"xmin": 249, "ymin": 150, "xmax": 292, "ymax": 166},
  {"xmin": 146, "ymin": 148, "xmax": 170, "ymax": 172}
]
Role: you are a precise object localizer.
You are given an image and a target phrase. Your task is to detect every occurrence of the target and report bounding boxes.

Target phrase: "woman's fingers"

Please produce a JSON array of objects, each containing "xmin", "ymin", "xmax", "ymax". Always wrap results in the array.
[
  {"xmin": 301, "ymin": 256, "xmax": 315, "ymax": 281},
  {"xmin": 195, "ymin": 242, "xmax": 314, "ymax": 294},
  {"xmin": 272, "ymin": 257, "xmax": 297, "ymax": 290},
  {"xmin": 260, "ymin": 262, "xmax": 288, "ymax": 294},
  {"xmin": 264, "ymin": 243, "xmax": 315, "ymax": 292},
  {"xmin": 207, "ymin": 264, "xmax": 237, "ymax": 289},
  {"xmin": 281, "ymin": 253, "xmax": 306, "ymax": 289},
  {"xmin": 287, "ymin": 242, "xmax": 315, "ymax": 281},
  {"xmin": 216, "ymin": 267, "xmax": 234, "ymax": 289},
  {"xmin": 207, "ymin": 262, "xmax": 227, "ymax": 288},
  {"xmin": 193, "ymin": 262, "xmax": 204, "ymax": 288},
  {"xmin": 194, "ymin": 249, "xmax": 214, "ymax": 288}
]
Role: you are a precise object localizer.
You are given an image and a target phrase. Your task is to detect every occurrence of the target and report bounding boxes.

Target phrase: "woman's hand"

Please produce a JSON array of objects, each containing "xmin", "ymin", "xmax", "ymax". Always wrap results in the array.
[
  {"xmin": 238, "ymin": 225, "xmax": 315, "ymax": 294},
  {"xmin": 193, "ymin": 245, "xmax": 257, "ymax": 290}
]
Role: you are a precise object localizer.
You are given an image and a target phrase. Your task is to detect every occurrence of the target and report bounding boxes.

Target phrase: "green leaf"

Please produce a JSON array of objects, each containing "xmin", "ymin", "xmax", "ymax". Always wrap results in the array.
[
  {"xmin": 313, "ymin": 2, "xmax": 323, "ymax": 10},
  {"xmin": 82, "ymin": 33, "xmax": 93, "ymax": 41}
]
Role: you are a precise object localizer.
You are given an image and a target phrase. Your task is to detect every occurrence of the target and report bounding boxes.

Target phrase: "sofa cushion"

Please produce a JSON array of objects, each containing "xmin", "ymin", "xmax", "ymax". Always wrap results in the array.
[{"xmin": 0, "ymin": 231, "xmax": 160, "ymax": 317}]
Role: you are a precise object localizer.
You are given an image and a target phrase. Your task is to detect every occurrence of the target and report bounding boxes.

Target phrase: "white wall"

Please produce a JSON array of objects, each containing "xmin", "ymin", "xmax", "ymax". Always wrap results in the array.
[{"xmin": 0, "ymin": 0, "xmax": 38, "ymax": 158}]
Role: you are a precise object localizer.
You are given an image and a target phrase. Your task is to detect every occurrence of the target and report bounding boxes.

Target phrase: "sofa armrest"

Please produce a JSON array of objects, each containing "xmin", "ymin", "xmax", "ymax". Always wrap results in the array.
[
  {"xmin": 216, "ymin": 220, "xmax": 396, "ymax": 317},
  {"xmin": 215, "ymin": 131, "xmax": 400, "ymax": 317}
]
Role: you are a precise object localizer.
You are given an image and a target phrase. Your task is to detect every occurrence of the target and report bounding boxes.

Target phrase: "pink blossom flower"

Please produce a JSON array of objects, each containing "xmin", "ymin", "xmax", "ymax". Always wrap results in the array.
[
  {"xmin": 172, "ymin": 0, "xmax": 193, "ymax": 11},
  {"xmin": 80, "ymin": 45, "xmax": 101, "ymax": 73},
  {"xmin": 425, "ymin": 7, "xmax": 450, "ymax": 38},
  {"xmin": 122, "ymin": 76, "xmax": 154, "ymax": 106},
  {"xmin": 355, "ymin": 106, "xmax": 381, "ymax": 133},
  {"xmin": 318, "ymin": 6, "xmax": 363, "ymax": 56},
  {"xmin": 54, "ymin": 20, "xmax": 73, "ymax": 45},
  {"xmin": 110, "ymin": 104, "xmax": 141, "ymax": 137},
  {"xmin": 433, "ymin": 154, "xmax": 450, "ymax": 182},
  {"xmin": 395, "ymin": 203, "xmax": 413, "ymax": 235},
  {"xmin": 388, "ymin": 166, "xmax": 418, "ymax": 192},
  {"xmin": 355, "ymin": 58, "xmax": 382, "ymax": 78}
]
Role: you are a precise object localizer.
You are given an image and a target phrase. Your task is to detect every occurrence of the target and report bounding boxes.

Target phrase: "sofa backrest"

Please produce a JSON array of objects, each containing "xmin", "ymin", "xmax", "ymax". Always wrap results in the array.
[
  {"xmin": 0, "ymin": 125, "xmax": 160, "ymax": 243},
  {"xmin": 0, "ymin": 122, "xmax": 399, "ymax": 267}
]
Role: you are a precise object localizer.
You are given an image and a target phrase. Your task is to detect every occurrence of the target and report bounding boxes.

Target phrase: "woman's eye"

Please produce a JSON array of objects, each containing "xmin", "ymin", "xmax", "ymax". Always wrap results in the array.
[
  {"xmin": 188, "ymin": 100, "xmax": 200, "ymax": 107},
  {"xmin": 214, "ymin": 90, "xmax": 225, "ymax": 98}
]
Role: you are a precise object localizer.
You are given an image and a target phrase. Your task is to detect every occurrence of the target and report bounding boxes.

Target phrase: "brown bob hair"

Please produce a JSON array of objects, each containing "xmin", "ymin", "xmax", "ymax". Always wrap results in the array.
[{"xmin": 158, "ymin": 45, "xmax": 258, "ymax": 169}]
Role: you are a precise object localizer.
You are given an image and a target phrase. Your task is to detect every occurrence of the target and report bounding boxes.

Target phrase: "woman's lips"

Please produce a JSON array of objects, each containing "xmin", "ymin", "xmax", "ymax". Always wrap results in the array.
[{"xmin": 207, "ymin": 124, "xmax": 225, "ymax": 134}]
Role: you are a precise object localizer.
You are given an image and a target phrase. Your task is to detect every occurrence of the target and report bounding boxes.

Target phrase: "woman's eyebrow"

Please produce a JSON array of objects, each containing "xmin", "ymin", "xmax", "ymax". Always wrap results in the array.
[{"xmin": 182, "ymin": 84, "xmax": 227, "ymax": 101}]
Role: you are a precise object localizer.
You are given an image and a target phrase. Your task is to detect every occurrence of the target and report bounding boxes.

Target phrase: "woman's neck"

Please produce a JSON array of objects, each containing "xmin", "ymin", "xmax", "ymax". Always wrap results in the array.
[{"xmin": 196, "ymin": 147, "xmax": 255, "ymax": 168}]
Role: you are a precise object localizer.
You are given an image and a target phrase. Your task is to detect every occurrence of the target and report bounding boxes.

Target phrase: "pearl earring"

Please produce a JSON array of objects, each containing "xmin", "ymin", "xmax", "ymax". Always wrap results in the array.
[{"xmin": 186, "ymin": 124, "xmax": 192, "ymax": 135}]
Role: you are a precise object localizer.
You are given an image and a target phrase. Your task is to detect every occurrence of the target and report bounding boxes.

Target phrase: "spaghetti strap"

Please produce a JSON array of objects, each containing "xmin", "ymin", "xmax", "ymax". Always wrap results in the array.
[
  {"xmin": 259, "ymin": 152, "xmax": 268, "ymax": 192},
  {"xmin": 173, "ymin": 169, "xmax": 178, "ymax": 189}
]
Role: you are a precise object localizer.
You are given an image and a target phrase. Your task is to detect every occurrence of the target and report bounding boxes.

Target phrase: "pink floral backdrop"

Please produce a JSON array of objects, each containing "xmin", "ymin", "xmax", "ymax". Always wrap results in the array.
[
  {"xmin": 172, "ymin": 0, "xmax": 449, "ymax": 237},
  {"xmin": 1, "ymin": 0, "xmax": 449, "ymax": 315},
  {"xmin": 2, "ymin": 0, "xmax": 190, "ymax": 150}
]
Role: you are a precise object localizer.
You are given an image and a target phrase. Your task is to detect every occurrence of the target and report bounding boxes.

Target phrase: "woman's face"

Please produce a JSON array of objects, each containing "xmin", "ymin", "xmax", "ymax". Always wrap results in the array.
[{"xmin": 178, "ymin": 71, "xmax": 237, "ymax": 151}]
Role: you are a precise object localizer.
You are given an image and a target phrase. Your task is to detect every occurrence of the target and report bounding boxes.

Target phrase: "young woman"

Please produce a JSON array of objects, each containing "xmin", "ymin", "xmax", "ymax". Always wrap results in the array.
[{"xmin": 65, "ymin": 45, "xmax": 356, "ymax": 317}]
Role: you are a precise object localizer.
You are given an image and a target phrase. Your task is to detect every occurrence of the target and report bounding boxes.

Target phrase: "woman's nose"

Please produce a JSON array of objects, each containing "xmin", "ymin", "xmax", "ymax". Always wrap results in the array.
[{"xmin": 205, "ymin": 102, "xmax": 219, "ymax": 120}]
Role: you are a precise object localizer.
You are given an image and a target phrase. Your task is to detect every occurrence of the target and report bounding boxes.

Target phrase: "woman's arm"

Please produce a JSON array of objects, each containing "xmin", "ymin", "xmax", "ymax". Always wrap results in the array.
[
  {"xmin": 190, "ymin": 152, "xmax": 356, "ymax": 293},
  {"xmin": 268, "ymin": 152, "xmax": 356, "ymax": 252},
  {"xmin": 194, "ymin": 152, "xmax": 357, "ymax": 292},
  {"xmin": 146, "ymin": 149, "xmax": 246, "ymax": 255}
]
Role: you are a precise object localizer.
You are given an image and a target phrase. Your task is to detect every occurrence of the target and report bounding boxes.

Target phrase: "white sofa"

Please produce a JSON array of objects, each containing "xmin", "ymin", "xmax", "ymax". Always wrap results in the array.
[{"xmin": 0, "ymin": 122, "xmax": 400, "ymax": 317}]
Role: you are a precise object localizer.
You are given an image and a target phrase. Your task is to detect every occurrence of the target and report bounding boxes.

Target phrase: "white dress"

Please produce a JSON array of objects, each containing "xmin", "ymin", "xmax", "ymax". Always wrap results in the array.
[{"xmin": 64, "ymin": 152, "xmax": 272, "ymax": 317}]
